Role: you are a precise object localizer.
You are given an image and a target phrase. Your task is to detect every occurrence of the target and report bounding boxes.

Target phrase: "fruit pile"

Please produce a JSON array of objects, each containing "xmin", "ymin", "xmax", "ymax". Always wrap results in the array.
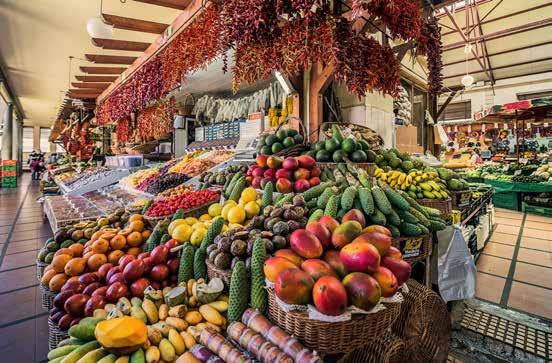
[
  {"xmin": 206, "ymin": 195, "xmax": 307, "ymax": 271},
  {"xmin": 145, "ymin": 189, "xmax": 220, "ymax": 218},
  {"xmin": 120, "ymin": 168, "xmax": 160, "ymax": 189},
  {"xmin": 143, "ymin": 173, "xmax": 190, "ymax": 195},
  {"xmin": 304, "ymin": 178, "xmax": 447, "ymax": 237},
  {"xmin": 257, "ymin": 127, "xmax": 304, "ymax": 156},
  {"xmin": 270, "ymin": 220, "xmax": 412, "ymax": 316},
  {"xmin": 247, "ymin": 155, "xmax": 320, "ymax": 193},
  {"xmin": 307, "ymin": 125, "xmax": 373, "ymax": 163},
  {"xmin": 48, "ymin": 241, "xmax": 182, "ymax": 331},
  {"xmin": 47, "ymin": 278, "xmax": 230, "ymax": 363},
  {"xmin": 157, "ymin": 184, "xmax": 194, "ymax": 200},
  {"xmin": 199, "ymin": 164, "xmax": 248, "ymax": 188}
]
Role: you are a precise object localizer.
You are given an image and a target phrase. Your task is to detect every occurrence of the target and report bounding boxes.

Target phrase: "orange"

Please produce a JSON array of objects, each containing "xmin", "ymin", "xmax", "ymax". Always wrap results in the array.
[
  {"xmin": 49, "ymin": 273, "xmax": 69, "ymax": 292},
  {"xmin": 108, "ymin": 250, "xmax": 125, "ymax": 265},
  {"xmin": 118, "ymin": 229, "xmax": 131, "ymax": 237},
  {"xmin": 44, "ymin": 264, "xmax": 54, "ymax": 273},
  {"xmin": 110, "ymin": 235, "xmax": 127, "ymax": 250},
  {"xmin": 92, "ymin": 238, "xmax": 110, "ymax": 254},
  {"xmin": 142, "ymin": 230, "xmax": 151, "ymax": 239},
  {"xmin": 129, "ymin": 214, "xmax": 143, "ymax": 222},
  {"xmin": 68, "ymin": 243, "xmax": 84, "ymax": 257},
  {"xmin": 83, "ymin": 251, "xmax": 95, "ymax": 261},
  {"xmin": 126, "ymin": 232, "xmax": 143, "ymax": 247},
  {"xmin": 128, "ymin": 220, "xmax": 145, "ymax": 233},
  {"xmin": 127, "ymin": 247, "xmax": 142, "ymax": 256},
  {"xmin": 87, "ymin": 253, "xmax": 107, "ymax": 271}
]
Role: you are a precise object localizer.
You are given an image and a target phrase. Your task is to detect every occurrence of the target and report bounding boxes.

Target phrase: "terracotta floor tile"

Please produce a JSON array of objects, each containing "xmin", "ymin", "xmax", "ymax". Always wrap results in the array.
[
  {"xmin": 482, "ymin": 242, "xmax": 515, "ymax": 259},
  {"xmin": 10, "ymin": 229, "xmax": 51, "ymax": 242},
  {"xmin": 522, "ymin": 228, "xmax": 549, "ymax": 240},
  {"xmin": 476, "ymin": 254, "xmax": 512, "ymax": 277},
  {"xmin": 0, "ymin": 250, "xmax": 40, "ymax": 271},
  {"xmin": 508, "ymin": 281, "xmax": 552, "ymax": 320},
  {"xmin": 520, "ymin": 237, "xmax": 552, "ymax": 252},
  {"xmin": 0, "ymin": 314, "xmax": 49, "ymax": 362},
  {"xmin": 494, "ymin": 224, "xmax": 520, "ymax": 235},
  {"xmin": 489, "ymin": 232, "xmax": 518, "ymax": 246},
  {"xmin": 514, "ymin": 262, "xmax": 552, "ymax": 289},
  {"xmin": 0, "ymin": 285, "xmax": 46, "ymax": 325},
  {"xmin": 524, "ymin": 220, "xmax": 552, "ymax": 231},
  {"xmin": 0, "ymin": 266, "xmax": 37, "ymax": 293},
  {"xmin": 476, "ymin": 272, "xmax": 506, "ymax": 303},
  {"xmin": 6, "ymin": 240, "xmax": 42, "ymax": 255},
  {"xmin": 525, "ymin": 214, "xmax": 552, "ymax": 223},
  {"xmin": 494, "ymin": 217, "xmax": 522, "ymax": 226},
  {"xmin": 516, "ymin": 248, "xmax": 552, "ymax": 268}
]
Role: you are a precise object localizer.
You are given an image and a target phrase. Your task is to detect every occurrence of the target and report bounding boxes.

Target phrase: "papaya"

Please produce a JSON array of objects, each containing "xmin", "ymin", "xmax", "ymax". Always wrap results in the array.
[{"xmin": 95, "ymin": 317, "xmax": 147, "ymax": 355}]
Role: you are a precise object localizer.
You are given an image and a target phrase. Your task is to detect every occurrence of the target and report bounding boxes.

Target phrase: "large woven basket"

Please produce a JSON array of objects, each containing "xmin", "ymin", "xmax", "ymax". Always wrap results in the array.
[
  {"xmin": 338, "ymin": 331, "xmax": 405, "ymax": 363},
  {"xmin": 417, "ymin": 198, "xmax": 452, "ymax": 218},
  {"xmin": 48, "ymin": 317, "xmax": 69, "ymax": 351},
  {"xmin": 206, "ymin": 259, "xmax": 232, "ymax": 288},
  {"xmin": 40, "ymin": 284, "xmax": 56, "ymax": 310},
  {"xmin": 392, "ymin": 234, "xmax": 432, "ymax": 263},
  {"xmin": 392, "ymin": 279, "xmax": 451, "ymax": 362},
  {"xmin": 267, "ymin": 289, "xmax": 400, "ymax": 354},
  {"xmin": 36, "ymin": 260, "xmax": 48, "ymax": 282}
]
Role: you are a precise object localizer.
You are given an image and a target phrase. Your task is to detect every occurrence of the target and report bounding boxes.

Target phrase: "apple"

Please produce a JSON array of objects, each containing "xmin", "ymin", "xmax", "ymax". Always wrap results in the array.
[
  {"xmin": 105, "ymin": 282, "xmax": 128, "ymax": 303},
  {"xmin": 310, "ymin": 165, "xmax": 321, "ymax": 177},
  {"xmin": 167, "ymin": 258, "xmax": 180, "ymax": 275},
  {"xmin": 123, "ymin": 259, "xmax": 145, "ymax": 282},
  {"xmin": 264, "ymin": 168, "xmax": 276, "ymax": 179},
  {"xmin": 261, "ymin": 177, "xmax": 273, "ymax": 188},
  {"xmin": 164, "ymin": 240, "xmax": 179, "ymax": 258},
  {"xmin": 96, "ymin": 263, "xmax": 113, "ymax": 282},
  {"xmin": 275, "ymin": 169, "xmax": 292, "ymax": 180},
  {"xmin": 252, "ymin": 177, "xmax": 262, "ymax": 189},
  {"xmin": 82, "ymin": 282, "xmax": 102, "ymax": 296},
  {"xmin": 54, "ymin": 290, "xmax": 74, "ymax": 310},
  {"xmin": 150, "ymin": 264, "xmax": 169, "ymax": 282},
  {"xmin": 130, "ymin": 278, "xmax": 150, "ymax": 298},
  {"xmin": 267, "ymin": 156, "xmax": 283, "ymax": 170},
  {"xmin": 256, "ymin": 154, "xmax": 268, "ymax": 168},
  {"xmin": 108, "ymin": 272, "xmax": 125, "ymax": 285},
  {"xmin": 61, "ymin": 280, "xmax": 85, "ymax": 293},
  {"xmin": 118, "ymin": 255, "xmax": 136, "ymax": 270},
  {"xmin": 91, "ymin": 286, "xmax": 108, "ymax": 297},
  {"xmin": 78, "ymin": 272, "xmax": 98, "ymax": 286},
  {"xmin": 283, "ymin": 157, "xmax": 299, "ymax": 171},
  {"xmin": 150, "ymin": 245, "xmax": 169, "ymax": 265},
  {"xmin": 84, "ymin": 295, "xmax": 106, "ymax": 317},
  {"xmin": 252, "ymin": 167, "xmax": 265, "ymax": 178},
  {"xmin": 137, "ymin": 252, "xmax": 150, "ymax": 260},
  {"xmin": 297, "ymin": 155, "xmax": 316, "ymax": 169},
  {"xmin": 64, "ymin": 293, "xmax": 89, "ymax": 318},
  {"xmin": 276, "ymin": 178, "xmax": 293, "ymax": 193}
]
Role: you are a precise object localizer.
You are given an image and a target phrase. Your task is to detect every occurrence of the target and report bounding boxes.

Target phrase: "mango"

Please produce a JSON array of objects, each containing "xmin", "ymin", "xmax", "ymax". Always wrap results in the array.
[
  {"xmin": 354, "ymin": 231, "xmax": 392, "ymax": 255},
  {"xmin": 95, "ymin": 317, "xmax": 147, "ymax": 355},
  {"xmin": 263, "ymin": 256, "xmax": 299, "ymax": 283},
  {"xmin": 289, "ymin": 229, "xmax": 323, "ymax": 259},
  {"xmin": 343, "ymin": 272, "xmax": 381, "ymax": 310},
  {"xmin": 165, "ymin": 317, "xmax": 188, "ymax": 332},
  {"xmin": 331, "ymin": 221, "xmax": 362, "ymax": 249},
  {"xmin": 274, "ymin": 269, "xmax": 314, "ymax": 305},
  {"xmin": 141, "ymin": 299, "xmax": 158, "ymax": 324},
  {"xmin": 184, "ymin": 311, "xmax": 203, "ymax": 325},
  {"xmin": 301, "ymin": 259, "xmax": 338, "ymax": 281},
  {"xmin": 207, "ymin": 300, "xmax": 228, "ymax": 313},
  {"xmin": 340, "ymin": 241, "xmax": 380, "ymax": 273}
]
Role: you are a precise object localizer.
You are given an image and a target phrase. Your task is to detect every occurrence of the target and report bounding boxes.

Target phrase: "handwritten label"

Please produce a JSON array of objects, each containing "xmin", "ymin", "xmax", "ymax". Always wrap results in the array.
[{"xmin": 402, "ymin": 237, "xmax": 423, "ymax": 259}]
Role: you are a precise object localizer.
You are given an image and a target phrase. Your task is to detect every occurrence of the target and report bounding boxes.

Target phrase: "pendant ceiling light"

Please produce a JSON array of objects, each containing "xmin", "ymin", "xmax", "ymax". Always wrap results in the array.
[
  {"xmin": 461, "ymin": 43, "xmax": 474, "ymax": 87},
  {"xmin": 87, "ymin": 0, "xmax": 113, "ymax": 39}
]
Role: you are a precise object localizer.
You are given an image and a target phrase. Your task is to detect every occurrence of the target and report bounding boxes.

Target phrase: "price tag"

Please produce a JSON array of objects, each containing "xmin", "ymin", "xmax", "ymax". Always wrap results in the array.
[{"xmin": 514, "ymin": 169, "xmax": 522, "ymax": 176}]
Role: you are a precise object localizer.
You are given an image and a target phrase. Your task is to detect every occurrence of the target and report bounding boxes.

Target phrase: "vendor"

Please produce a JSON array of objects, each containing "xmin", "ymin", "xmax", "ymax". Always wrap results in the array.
[{"xmin": 470, "ymin": 148, "xmax": 484, "ymax": 165}]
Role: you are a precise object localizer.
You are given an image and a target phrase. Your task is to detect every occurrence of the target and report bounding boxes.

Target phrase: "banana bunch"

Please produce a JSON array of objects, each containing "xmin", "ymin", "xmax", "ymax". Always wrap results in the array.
[
  {"xmin": 471, "ymin": 191, "xmax": 483, "ymax": 199},
  {"xmin": 374, "ymin": 168, "xmax": 449, "ymax": 200}
]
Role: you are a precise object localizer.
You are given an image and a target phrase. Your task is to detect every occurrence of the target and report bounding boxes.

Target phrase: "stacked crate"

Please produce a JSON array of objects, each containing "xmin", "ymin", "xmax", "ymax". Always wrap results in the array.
[{"xmin": 1, "ymin": 160, "xmax": 17, "ymax": 188}]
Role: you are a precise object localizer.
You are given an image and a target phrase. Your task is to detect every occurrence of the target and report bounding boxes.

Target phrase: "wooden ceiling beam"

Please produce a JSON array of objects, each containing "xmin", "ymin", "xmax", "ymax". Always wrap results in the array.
[
  {"xmin": 68, "ymin": 89, "xmax": 103, "ymax": 95},
  {"xmin": 75, "ymin": 75, "xmax": 118, "ymax": 82},
  {"xmin": 92, "ymin": 38, "xmax": 150, "ymax": 52},
  {"xmin": 102, "ymin": 13, "xmax": 168, "ymax": 34},
  {"xmin": 442, "ymin": 57, "xmax": 552, "ymax": 80},
  {"xmin": 68, "ymin": 93, "xmax": 102, "ymax": 99},
  {"xmin": 80, "ymin": 66, "xmax": 126, "ymax": 74},
  {"xmin": 133, "ymin": 0, "xmax": 192, "ymax": 10},
  {"xmin": 85, "ymin": 54, "xmax": 137, "ymax": 65},
  {"xmin": 71, "ymin": 82, "xmax": 110, "ymax": 89}
]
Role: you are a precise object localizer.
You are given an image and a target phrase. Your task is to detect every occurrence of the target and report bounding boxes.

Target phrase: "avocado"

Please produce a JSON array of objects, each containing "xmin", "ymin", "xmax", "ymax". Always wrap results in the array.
[
  {"xmin": 357, "ymin": 140, "xmax": 370, "ymax": 151},
  {"xmin": 350, "ymin": 150, "xmax": 368, "ymax": 163},
  {"xmin": 332, "ymin": 150, "xmax": 348, "ymax": 163},
  {"xmin": 374, "ymin": 154, "xmax": 385, "ymax": 165},
  {"xmin": 342, "ymin": 138, "xmax": 357, "ymax": 154},
  {"xmin": 306, "ymin": 150, "xmax": 317, "ymax": 159},
  {"xmin": 325, "ymin": 138, "xmax": 340, "ymax": 153},
  {"xmin": 316, "ymin": 150, "xmax": 332, "ymax": 162},
  {"xmin": 271, "ymin": 142, "xmax": 284, "ymax": 154},
  {"xmin": 282, "ymin": 137, "xmax": 295, "ymax": 148},
  {"xmin": 260, "ymin": 145, "xmax": 272, "ymax": 155},
  {"xmin": 287, "ymin": 128, "xmax": 298, "ymax": 137},
  {"xmin": 258, "ymin": 136, "xmax": 266, "ymax": 147}
]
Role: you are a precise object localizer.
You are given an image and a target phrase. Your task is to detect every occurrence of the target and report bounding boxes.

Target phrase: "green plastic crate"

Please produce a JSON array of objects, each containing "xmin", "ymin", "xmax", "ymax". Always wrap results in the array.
[
  {"xmin": 1, "ymin": 165, "xmax": 16, "ymax": 171},
  {"xmin": 521, "ymin": 202, "xmax": 552, "ymax": 217},
  {"xmin": 492, "ymin": 192, "xmax": 520, "ymax": 211}
]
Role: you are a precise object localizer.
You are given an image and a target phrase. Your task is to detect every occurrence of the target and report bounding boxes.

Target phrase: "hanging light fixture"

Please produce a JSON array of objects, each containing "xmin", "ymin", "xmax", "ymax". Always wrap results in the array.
[
  {"xmin": 461, "ymin": 43, "xmax": 474, "ymax": 87},
  {"xmin": 87, "ymin": 0, "xmax": 113, "ymax": 39}
]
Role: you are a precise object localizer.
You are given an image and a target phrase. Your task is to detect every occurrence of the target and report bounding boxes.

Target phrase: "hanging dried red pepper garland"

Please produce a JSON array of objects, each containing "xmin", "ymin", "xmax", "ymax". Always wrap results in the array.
[
  {"xmin": 115, "ymin": 117, "xmax": 132, "ymax": 144},
  {"xmin": 417, "ymin": 15, "xmax": 443, "ymax": 95},
  {"xmin": 136, "ymin": 99, "xmax": 176, "ymax": 141},
  {"xmin": 352, "ymin": 0, "xmax": 422, "ymax": 40}
]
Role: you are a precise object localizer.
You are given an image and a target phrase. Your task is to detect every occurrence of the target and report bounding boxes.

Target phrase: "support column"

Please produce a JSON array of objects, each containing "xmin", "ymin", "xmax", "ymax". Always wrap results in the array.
[
  {"xmin": 308, "ymin": 62, "xmax": 334, "ymax": 142},
  {"xmin": 1, "ymin": 103, "xmax": 13, "ymax": 160}
]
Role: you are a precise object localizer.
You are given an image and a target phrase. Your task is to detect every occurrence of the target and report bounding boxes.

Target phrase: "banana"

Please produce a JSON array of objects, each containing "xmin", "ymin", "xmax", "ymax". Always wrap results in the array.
[
  {"xmin": 380, "ymin": 174, "xmax": 388, "ymax": 182},
  {"xmin": 398, "ymin": 174, "xmax": 406, "ymax": 184},
  {"xmin": 389, "ymin": 179, "xmax": 397, "ymax": 188},
  {"xmin": 374, "ymin": 168, "xmax": 384, "ymax": 177}
]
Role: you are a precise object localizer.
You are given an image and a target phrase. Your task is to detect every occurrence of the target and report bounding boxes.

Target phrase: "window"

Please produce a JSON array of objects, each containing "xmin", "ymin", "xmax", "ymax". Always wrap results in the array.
[
  {"xmin": 40, "ymin": 128, "xmax": 51, "ymax": 152},
  {"xmin": 438, "ymin": 101, "xmax": 471, "ymax": 121},
  {"xmin": 22, "ymin": 127, "xmax": 34, "ymax": 152},
  {"xmin": 517, "ymin": 90, "xmax": 552, "ymax": 100}
]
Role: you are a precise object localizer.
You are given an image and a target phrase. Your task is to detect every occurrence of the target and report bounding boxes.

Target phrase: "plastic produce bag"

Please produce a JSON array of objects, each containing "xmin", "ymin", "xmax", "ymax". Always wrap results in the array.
[{"xmin": 436, "ymin": 226, "xmax": 476, "ymax": 302}]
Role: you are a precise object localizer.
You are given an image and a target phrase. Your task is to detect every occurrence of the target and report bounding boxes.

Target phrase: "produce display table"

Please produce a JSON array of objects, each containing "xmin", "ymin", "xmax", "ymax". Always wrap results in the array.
[{"xmin": 482, "ymin": 179, "xmax": 552, "ymax": 210}]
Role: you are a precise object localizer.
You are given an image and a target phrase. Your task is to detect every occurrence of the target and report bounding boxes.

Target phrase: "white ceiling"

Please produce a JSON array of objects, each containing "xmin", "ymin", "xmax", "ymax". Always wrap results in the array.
[
  {"xmin": 439, "ymin": 0, "xmax": 552, "ymax": 90},
  {"xmin": 0, "ymin": 0, "xmax": 179, "ymax": 127}
]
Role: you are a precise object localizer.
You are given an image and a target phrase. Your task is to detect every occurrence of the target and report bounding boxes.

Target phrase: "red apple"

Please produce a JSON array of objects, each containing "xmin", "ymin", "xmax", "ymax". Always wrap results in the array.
[
  {"xmin": 97, "ymin": 263, "xmax": 113, "ymax": 282},
  {"xmin": 164, "ymin": 240, "xmax": 179, "ymax": 258},
  {"xmin": 167, "ymin": 258, "xmax": 180, "ymax": 274},
  {"xmin": 310, "ymin": 165, "xmax": 321, "ymax": 177},
  {"xmin": 263, "ymin": 168, "xmax": 276, "ymax": 179},
  {"xmin": 91, "ymin": 286, "xmax": 108, "ymax": 297},
  {"xmin": 252, "ymin": 167, "xmax": 265, "ymax": 178},
  {"xmin": 260, "ymin": 177, "xmax": 273, "ymax": 188},
  {"xmin": 62, "ymin": 280, "xmax": 84, "ymax": 293},
  {"xmin": 142, "ymin": 257, "xmax": 153, "ymax": 274},
  {"xmin": 276, "ymin": 178, "xmax": 293, "ymax": 193},
  {"xmin": 251, "ymin": 177, "xmax": 262, "ymax": 189},
  {"xmin": 150, "ymin": 264, "xmax": 169, "ymax": 282},
  {"xmin": 54, "ymin": 290, "xmax": 74, "ymax": 310},
  {"xmin": 108, "ymin": 272, "xmax": 125, "ymax": 285},
  {"xmin": 137, "ymin": 252, "xmax": 150, "ymax": 260},
  {"xmin": 118, "ymin": 255, "xmax": 136, "ymax": 269},
  {"xmin": 130, "ymin": 278, "xmax": 150, "ymax": 298},
  {"xmin": 123, "ymin": 259, "xmax": 145, "ymax": 282},
  {"xmin": 84, "ymin": 295, "xmax": 106, "ymax": 317},
  {"xmin": 297, "ymin": 155, "xmax": 316, "ymax": 170},
  {"xmin": 64, "ymin": 293, "xmax": 89, "ymax": 317},
  {"xmin": 82, "ymin": 282, "xmax": 102, "ymax": 296},
  {"xmin": 283, "ymin": 157, "xmax": 299, "ymax": 171},
  {"xmin": 150, "ymin": 245, "xmax": 169, "ymax": 265},
  {"xmin": 105, "ymin": 282, "xmax": 128, "ymax": 303}
]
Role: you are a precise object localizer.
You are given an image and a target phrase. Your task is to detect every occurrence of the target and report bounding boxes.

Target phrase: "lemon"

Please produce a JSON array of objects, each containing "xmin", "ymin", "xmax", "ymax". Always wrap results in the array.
[
  {"xmin": 199, "ymin": 214, "xmax": 212, "ymax": 222},
  {"xmin": 172, "ymin": 223, "xmax": 193, "ymax": 243},
  {"xmin": 185, "ymin": 217, "xmax": 198, "ymax": 226},
  {"xmin": 208, "ymin": 203, "xmax": 222, "ymax": 217},
  {"xmin": 238, "ymin": 199, "xmax": 246, "ymax": 207},
  {"xmin": 168, "ymin": 219, "xmax": 187, "ymax": 236},
  {"xmin": 244, "ymin": 201, "xmax": 260, "ymax": 219},
  {"xmin": 224, "ymin": 200, "xmax": 237, "ymax": 207},
  {"xmin": 227, "ymin": 205, "xmax": 246, "ymax": 224},
  {"xmin": 221, "ymin": 203, "xmax": 234, "ymax": 221},
  {"xmin": 190, "ymin": 227, "xmax": 207, "ymax": 246},
  {"xmin": 241, "ymin": 187, "xmax": 257, "ymax": 203},
  {"xmin": 191, "ymin": 221, "xmax": 205, "ymax": 230}
]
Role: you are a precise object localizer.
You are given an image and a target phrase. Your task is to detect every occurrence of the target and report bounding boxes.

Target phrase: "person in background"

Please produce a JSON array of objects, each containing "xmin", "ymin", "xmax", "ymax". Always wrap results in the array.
[
  {"xmin": 28, "ymin": 150, "xmax": 41, "ymax": 180},
  {"xmin": 470, "ymin": 148, "xmax": 484, "ymax": 165}
]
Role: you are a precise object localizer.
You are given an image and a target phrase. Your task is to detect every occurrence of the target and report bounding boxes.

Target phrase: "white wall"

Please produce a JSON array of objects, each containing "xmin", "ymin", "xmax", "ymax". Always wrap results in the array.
[{"xmin": 439, "ymin": 72, "xmax": 552, "ymax": 118}]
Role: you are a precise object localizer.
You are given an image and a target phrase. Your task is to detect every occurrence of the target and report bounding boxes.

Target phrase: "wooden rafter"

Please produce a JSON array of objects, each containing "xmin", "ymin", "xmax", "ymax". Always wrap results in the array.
[
  {"xmin": 474, "ymin": 3, "xmax": 495, "ymax": 85},
  {"xmin": 71, "ymin": 82, "xmax": 110, "ymax": 89},
  {"xmin": 68, "ymin": 89, "xmax": 103, "ymax": 95},
  {"xmin": 443, "ymin": 57, "xmax": 552, "ymax": 80},
  {"xmin": 92, "ymin": 38, "xmax": 150, "ymax": 52},
  {"xmin": 436, "ymin": 90, "xmax": 458, "ymax": 119},
  {"xmin": 68, "ymin": 93, "xmax": 102, "ymax": 99},
  {"xmin": 102, "ymin": 14, "xmax": 168, "ymax": 34},
  {"xmin": 75, "ymin": 75, "xmax": 118, "ymax": 82},
  {"xmin": 80, "ymin": 66, "xmax": 126, "ymax": 74},
  {"xmin": 133, "ymin": 0, "xmax": 192, "ymax": 10},
  {"xmin": 85, "ymin": 54, "xmax": 137, "ymax": 65}
]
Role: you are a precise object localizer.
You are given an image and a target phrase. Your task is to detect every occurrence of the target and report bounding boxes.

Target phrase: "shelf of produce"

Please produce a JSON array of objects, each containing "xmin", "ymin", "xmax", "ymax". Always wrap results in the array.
[
  {"xmin": 43, "ymin": 195, "xmax": 103, "ymax": 231},
  {"xmin": 184, "ymin": 157, "xmax": 250, "ymax": 189},
  {"xmin": 116, "ymin": 183, "xmax": 155, "ymax": 199},
  {"xmin": 461, "ymin": 189, "xmax": 494, "ymax": 225},
  {"xmin": 59, "ymin": 169, "xmax": 131, "ymax": 195}
]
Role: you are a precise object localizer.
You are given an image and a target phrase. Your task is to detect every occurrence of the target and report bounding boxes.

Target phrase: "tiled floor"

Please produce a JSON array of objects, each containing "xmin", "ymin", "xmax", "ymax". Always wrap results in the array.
[
  {"xmin": 0, "ymin": 174, "xmax": 50, "ymax": 362},
  {"xmin": 476, "ymin": 208, "xmax": 552, "ymax": 321}
]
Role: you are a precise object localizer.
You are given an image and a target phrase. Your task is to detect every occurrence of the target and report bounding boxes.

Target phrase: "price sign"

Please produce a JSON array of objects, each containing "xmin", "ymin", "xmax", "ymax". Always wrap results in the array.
[
  {"xmin": 514, "ymin": 169, "xmax": 522, "ymax": 176},
  {"xmin": 401, "ymin": 237, "xmax": 424, "ymax": 259}
]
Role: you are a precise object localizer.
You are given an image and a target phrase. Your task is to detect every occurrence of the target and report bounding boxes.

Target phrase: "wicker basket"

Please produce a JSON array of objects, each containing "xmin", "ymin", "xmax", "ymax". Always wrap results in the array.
[
  {"xmin": 36, "ymin": 260, "xmax": 48, "ymax": 282},
  {"xmin": 392, "ymin": 279, "xmax": 451, "ymax": 362},
  {"xmin": 317, "ymin": 122, "xmax": 384, "ymax": 150},
  {"xmin": 267, "ymin": 289, "xmax": 400, "ymax": 354},
  {"xmin": 48, "ymin": 317, "xmax": 69, "ymax": 351},
  {"xmin": 392, "ymin": 234, "xmax": 432, "ymax": 263},
  {"xmin": 40, "ymin": 284, "xmax": 56, "ymax": 310},
  {"xmin": 417, "ymin": 198, "xmax": 452, "ymax": 218},
  {"xmin": 206, "ymin": 259, "xmax": 232, "ymax": 288},
  {"xmin": 338, "ymin": 331, "xmax": 405, "ymax": 363}
]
